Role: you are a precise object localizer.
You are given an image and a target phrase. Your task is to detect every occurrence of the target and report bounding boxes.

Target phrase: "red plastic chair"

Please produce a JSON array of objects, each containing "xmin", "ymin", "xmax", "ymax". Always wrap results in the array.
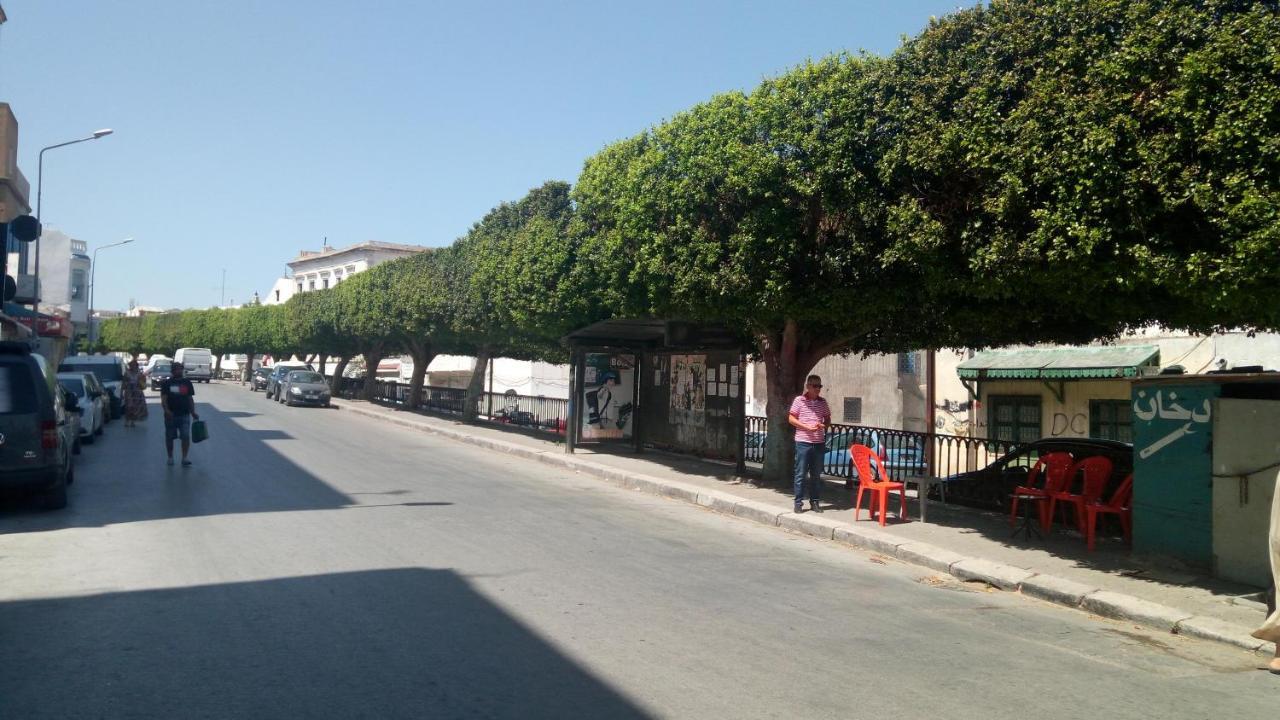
[
  {"xmin": 1048, "ymin": 456, "xmax": 1114, "ymax": 534},
  {"xmin": 852, "ymin": 444, "xmax": 907, "ymax": 526},
  {"xmin": 1008, "ymin": 452, "xmax": 1075, "ymax": 531},
  {"xmin": 1084, "ymin": 474, "xmax": 1133, "ymax": 551}
]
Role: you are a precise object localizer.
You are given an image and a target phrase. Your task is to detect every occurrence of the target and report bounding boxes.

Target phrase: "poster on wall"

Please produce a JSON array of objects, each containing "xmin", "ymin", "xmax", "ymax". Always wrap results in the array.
[
  {"xmin": 670, "ymin": 354, "xmax": 707, "ymax": 427},
  {"xmin": 581, "ymin": 353, "xmax": 636, "ymax": 441}
]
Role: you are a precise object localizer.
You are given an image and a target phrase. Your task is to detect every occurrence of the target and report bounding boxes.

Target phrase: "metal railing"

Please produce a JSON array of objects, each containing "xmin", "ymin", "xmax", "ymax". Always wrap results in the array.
[
  {"xmin": 338, "ymin": 377, "xmax": 569, "ymax": 435},
  {"xmin": 743, "ymin": 415, "xmax": 1020, "ymax": 487}
]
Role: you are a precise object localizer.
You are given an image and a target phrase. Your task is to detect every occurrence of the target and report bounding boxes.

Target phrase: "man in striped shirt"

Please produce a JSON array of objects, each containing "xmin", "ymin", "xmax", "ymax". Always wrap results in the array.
[{"xmin": 789, "ymin": 374, "xmax": 831, "ymax": 513}]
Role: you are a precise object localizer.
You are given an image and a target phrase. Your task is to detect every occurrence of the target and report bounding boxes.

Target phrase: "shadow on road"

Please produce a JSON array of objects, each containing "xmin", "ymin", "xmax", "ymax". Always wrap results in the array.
[{"xmin": 0, "ymin": 568, "xmax": 652, "ymax": 719}]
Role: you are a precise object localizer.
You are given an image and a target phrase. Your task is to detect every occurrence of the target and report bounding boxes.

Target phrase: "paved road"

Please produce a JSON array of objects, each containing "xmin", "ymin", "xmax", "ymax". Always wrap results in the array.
[{"xmin": 1, "ymin": 383, "xmax": 1275, "ymax": 719}]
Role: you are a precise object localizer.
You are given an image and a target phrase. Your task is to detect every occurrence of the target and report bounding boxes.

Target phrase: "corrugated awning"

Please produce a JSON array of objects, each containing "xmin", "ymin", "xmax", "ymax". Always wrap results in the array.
[{"xmin": 957, "ymin": 345, "xmax": 1160, "ymax": 380}]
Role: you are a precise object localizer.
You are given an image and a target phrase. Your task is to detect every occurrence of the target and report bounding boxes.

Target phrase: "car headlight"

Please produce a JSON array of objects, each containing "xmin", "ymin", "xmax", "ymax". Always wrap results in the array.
[{"xmin": 290, "ymin": 387, "xmax": 301, "ymax": 395}]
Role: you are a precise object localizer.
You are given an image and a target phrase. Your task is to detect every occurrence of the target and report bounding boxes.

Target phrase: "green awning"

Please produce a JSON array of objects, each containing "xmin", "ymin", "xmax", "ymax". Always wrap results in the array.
[{"xmin": 956, "ymin": 345, "xmax": 1160, "ymax": 381}]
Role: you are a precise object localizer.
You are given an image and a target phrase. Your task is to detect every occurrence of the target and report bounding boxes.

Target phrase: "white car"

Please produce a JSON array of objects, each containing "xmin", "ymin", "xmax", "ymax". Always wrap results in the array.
[{"xmin": 56, "ymin": 371, "xmax": 108, "ymax": 445}]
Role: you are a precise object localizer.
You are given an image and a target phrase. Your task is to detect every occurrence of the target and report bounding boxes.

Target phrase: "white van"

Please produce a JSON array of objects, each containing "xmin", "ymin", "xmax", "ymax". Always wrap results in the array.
[{"xmin": 174, "ymin": 348, "xmax": 213, "ymax": 383}]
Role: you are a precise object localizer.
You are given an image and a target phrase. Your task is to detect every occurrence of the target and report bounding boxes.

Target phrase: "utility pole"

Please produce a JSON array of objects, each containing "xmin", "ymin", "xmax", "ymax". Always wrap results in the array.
[{"xmin": 221, "ymin": 269, "xmax": 226, "ymax": 306}]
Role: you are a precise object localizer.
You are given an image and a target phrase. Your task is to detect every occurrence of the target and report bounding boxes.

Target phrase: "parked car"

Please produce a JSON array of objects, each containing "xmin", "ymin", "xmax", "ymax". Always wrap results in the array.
[
  {"xmin": 264, "ymin": 362, "xmax": 313, "ymax": 399},
  {"xmin": 1, "ymin": 342, "xmax": 76, "ymax": 509},
  {"xmin": 249, "ymin": 367, "xmax": 271, "ymax": 392},
  {"xmin": 143, "ymin": 354, "xmax": 171, "ymax": 375},
  {"xmin": 57, "ymin": 383, "xmax": 83, "ymax": 455},
  {"xmin": 56, "ymin": 371, "xmax": 108, "ymax": 444},
  {"xmin": 277, "ymin": 370, "xmax": 331, "ymax": 407},
  {"xmin": 174, "ymin": 348, "xmax": 213, "ymax": 383},
  {"xmin": 58, "ymin": 353, "xmax": 126, "ymax": 419},
  {"xmin": 937, "ymin": 437, "xmax": 1134, "ymax": 511},
  {"xmin": 822, "ymin": 427, "xmax": 927, "ymax": 480},
  {"xmin": 148, "ymin": 360, "xmax": 174, "ymax": 390}
]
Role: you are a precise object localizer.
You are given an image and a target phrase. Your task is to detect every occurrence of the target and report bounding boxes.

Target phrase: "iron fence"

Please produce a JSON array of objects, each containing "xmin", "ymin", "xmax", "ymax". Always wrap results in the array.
[
  {"xmin": 340, "ymin": 377, "xmax": 568, "ymax": 435},
  {"xmin": 742, "ymin": 415, "xmax": 1020, "ymax": 487}
]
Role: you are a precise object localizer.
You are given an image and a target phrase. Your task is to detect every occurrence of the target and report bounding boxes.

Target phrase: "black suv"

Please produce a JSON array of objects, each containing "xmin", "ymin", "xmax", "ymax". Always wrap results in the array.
[{"xmin": 0, "ymin": 343, "xmax": 76, "ymax": 509}]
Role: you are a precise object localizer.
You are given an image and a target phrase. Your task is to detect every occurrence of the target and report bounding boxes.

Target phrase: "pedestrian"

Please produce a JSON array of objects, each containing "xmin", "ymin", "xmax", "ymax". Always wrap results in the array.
[
  {"xmin": 122, "ymin": 358, "xmax": 148, "ymax": 427},
  {"xmin": 789, "ymin": 374, "xmax": 830, "ymax": 513},
  {"xmin": 160, "ymin": 361, "xmax": 200, "ymax": 467},
  {"xmin": 1252, "ymin": 465, "xmax": 1280, "ymax": 674}
]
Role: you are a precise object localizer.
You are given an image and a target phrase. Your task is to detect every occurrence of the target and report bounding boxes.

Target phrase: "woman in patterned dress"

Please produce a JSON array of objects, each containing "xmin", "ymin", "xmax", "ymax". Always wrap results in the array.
[{"xmin": 123, "ymin": 358, "xmax": 148, "ymax": 427}]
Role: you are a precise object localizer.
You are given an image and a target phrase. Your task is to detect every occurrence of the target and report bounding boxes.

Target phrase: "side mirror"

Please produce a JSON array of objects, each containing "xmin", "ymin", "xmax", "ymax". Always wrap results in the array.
[{"xmin": 65, "ymin": 394, "xmax": 81, "ymax": 411}]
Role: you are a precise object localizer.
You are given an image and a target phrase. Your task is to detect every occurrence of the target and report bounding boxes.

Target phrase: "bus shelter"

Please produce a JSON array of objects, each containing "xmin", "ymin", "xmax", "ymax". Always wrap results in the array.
[{"xmin": 564, "ymin": 320, "xmax": 748, "ymax": 473}]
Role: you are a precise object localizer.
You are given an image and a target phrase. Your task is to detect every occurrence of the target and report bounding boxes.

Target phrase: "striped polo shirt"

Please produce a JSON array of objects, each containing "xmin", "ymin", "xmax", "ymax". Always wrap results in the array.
[{"xmin": 789, "ymin": 394, "xmax": 830, "ymax": 444}]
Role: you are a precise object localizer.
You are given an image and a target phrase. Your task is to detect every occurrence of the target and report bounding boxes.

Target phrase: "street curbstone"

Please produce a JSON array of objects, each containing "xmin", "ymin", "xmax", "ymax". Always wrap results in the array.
[
  {"xmin": 703, "ymin": 493, "xmax": 740, "ymax": 516},
  {"xmin": 895, "ymin": 542, "xmax": 970, "ymax": 575},
  {"xmin": 950, "ymin": 558, "xmax": 1035, "ymax": 591},
  {"xmin": 623, "ymin": 474, "xmax": 666, "ymax": 496},
  {"xmin": 1020, "ymin": 575, "xmax": 1097, "ymax": 608},
  {"xmin": 1174, "ymin": 616, "xmax": 1270, "ymax": 652},
  {"xmin": 1080, "ymin": 591, "xmax": 1192, "ymax": 632},
  {"xmin": 658, "ymin": 481, "xmax": 702, "ymax": 503},
  {"xmin": 778, "ymin": 514, "xmax": 841, "ymax": 541},
  {"xmin": 833, "ymin": 525, "xmax": 908, "ymax": 556},
  {"xmin": 732, "ymin": 500, "xmax": 782, "ymax": 527}
]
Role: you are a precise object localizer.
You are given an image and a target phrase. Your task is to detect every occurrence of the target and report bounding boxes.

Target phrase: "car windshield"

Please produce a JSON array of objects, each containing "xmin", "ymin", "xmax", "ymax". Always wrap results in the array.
[
  {"xmin": 153, "ymin": 362, "xmax": 172, "ymax": 373},
  {"xmin": 60, "ymin": 377, "xmax": 86, "ymax": 395},
  {"xmin": 60, "ymin": 361, "xmax": 123, "ymax": 382},
  {"xmin": 289, "ymin": 372, "xmax": 324, "ymax": 383},
  {"xmin": 0, "ymin": 362, "xmax": 38, "ymax": 414}
]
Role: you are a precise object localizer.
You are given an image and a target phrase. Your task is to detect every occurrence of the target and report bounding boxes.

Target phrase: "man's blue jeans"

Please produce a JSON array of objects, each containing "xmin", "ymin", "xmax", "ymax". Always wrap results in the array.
[{"xmin": 794, "ymin": 441, "xmax": 824, "ymax": 505}]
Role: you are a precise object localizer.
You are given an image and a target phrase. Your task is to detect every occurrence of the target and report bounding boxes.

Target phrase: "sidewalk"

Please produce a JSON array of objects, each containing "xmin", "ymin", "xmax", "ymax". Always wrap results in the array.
[{"xmin": 331, "ymin": 396, "xmax": 1275, "ymax": 656}]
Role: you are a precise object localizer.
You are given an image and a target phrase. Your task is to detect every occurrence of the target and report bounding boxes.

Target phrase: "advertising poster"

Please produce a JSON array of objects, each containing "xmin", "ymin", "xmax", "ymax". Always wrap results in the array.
[
  {"xmin": 581, "ymin": 353, "xmax": 636, "ymax": 440},
  {"xmin": 670, "ymin": 354, "xmax": 706, "ymax": 427}
]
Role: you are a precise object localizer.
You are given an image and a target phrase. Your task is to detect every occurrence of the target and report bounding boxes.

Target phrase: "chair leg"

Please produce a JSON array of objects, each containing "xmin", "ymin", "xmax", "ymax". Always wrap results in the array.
[
  {"xmin": 855, "ymin": 487, "xmax": 866, "ymax": 521},
  {"xmin": 1120, "ymin": 511, "xmax": 1132, "ymax": 544},
  {"xmin": 1043, "ymin": 498, "xmax": 1057, "ymax": 534},
  {"xmin": 899, "ymin": 487, "xmax": 907, "ymax": 521},
  {"xmin": 1010, "ymin": 495, "xmax": 1022, "ymax": 528},
  {"xmin": 878, "ymin": 488, "xmax": 888, "ymax": 527}
]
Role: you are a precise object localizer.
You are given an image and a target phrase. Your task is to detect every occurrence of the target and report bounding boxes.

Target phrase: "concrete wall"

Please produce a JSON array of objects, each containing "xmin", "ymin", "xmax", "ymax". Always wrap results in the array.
[
  {"xmin": 976, "ymin": 378, "xmax": 1131, "ymax": 439},
  {"xmin": 1212, "ymin": 399, "xmax": 1280, "ymax": 587}
]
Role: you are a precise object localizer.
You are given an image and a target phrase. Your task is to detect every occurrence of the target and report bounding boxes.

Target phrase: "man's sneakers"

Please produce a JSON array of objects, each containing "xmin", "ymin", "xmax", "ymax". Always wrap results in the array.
[
  {"xmin": 181, "ymin": 459, "xmax": 193, "ymax": 467},
  {"xmin": 166, "ymin": 457, "xmax": 174, "ymax": 466},
  {"xmin": 810, "ymin": 500, "xmax": 822, "ymax": 513},
  {"xmin": 794, "ymin": 502, "xmax": 804, "ymax": 514}
]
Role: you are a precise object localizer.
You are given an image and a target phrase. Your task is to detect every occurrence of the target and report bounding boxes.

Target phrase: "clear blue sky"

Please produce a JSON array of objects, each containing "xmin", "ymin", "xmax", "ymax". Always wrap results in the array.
[{"xmin": 1, "ymin": 0, "xmax": 969, "ymax": 311}]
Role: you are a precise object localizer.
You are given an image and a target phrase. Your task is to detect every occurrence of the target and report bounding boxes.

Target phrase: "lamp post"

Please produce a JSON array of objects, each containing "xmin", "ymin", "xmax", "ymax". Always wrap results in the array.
[
  {"xmin": 88, "ymin": 237, "xmax": 134, "ymax": 344},
  {"xmin": 33, "ymin": 128, "xmax": 114, "ymax": 318}
]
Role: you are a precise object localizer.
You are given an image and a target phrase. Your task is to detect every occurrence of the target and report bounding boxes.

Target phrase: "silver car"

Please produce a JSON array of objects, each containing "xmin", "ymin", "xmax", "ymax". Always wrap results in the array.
[{"xmin": 278, "ymin": 370, "xmax": 331, "ymax": 407}]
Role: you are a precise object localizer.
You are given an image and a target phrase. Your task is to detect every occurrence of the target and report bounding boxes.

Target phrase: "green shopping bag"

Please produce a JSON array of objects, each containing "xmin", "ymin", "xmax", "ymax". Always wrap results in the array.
[{"xmin": 191, "ymin": 419, "xmax": 209, "ymax": 444}]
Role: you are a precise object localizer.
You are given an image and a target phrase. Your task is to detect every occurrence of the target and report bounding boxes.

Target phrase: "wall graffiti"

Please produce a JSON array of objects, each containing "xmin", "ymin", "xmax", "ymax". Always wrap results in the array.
[{"xmin": 1050, "ymin": 412, "xmax": 1088, "ymax": 436}]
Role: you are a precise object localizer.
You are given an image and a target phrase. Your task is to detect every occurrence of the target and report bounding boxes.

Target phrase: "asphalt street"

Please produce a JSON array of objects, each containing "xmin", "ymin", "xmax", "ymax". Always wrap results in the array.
[{"xmin": 1, "ymin": 382, "xmax": 1275, "ymax": 719}]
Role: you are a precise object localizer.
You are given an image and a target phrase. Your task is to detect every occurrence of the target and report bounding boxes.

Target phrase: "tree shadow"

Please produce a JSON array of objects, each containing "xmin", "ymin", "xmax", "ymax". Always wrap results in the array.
[{"xmin": 0, "ymin": 568, "xmax": 652, "ymax": 719}]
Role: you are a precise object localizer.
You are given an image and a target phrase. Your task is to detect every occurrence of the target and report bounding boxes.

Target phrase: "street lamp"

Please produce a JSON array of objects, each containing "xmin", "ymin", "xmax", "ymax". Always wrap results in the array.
[
  {"xmin": 33, "ymin": 128, "xmax": 114, "ymax": 317},
  {"xmin": 88, "ymin": 237, "xmax": 134, "ymax": 344}
]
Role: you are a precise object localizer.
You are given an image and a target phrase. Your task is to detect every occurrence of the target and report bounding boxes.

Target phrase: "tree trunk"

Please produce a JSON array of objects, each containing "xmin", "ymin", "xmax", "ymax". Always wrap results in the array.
[
  {"xmin": 329, "ymin": 356, "xmax": 350, "ymax": 396},
  {"xmin": 406, "ymin": 341, "xmax": 434, "ymax": 410},
  {"xmin": 758, "ymin": 319, "xmax": 831, "ymax": 485},
  {"xmin": 214, "ymin": 353, "xmax": 223, "ymax": 378},
  {"xmin": 318, "ymin": 354, "xmax": 327, "ymax": 376},
  {"xmin": 361, "ymin": 350, "xmax": 385, "ymax": 402},
  {"xmin": 243, "ymin": 352, "xmax": 256, "ymax": 384},
  {"xmin": 462, "ymin": 350, "xmax": 492, "ymax": 422}
]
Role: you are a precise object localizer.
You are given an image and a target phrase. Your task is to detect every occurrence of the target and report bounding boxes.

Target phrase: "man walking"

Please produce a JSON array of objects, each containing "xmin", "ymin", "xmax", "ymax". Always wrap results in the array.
[
  {"xmin": 160, "ymin": 361, "xmax": 200, "ymax": 467},
  {"xmin": 789, "ymin": 374, "xmax": 831, "ymax": 513}
]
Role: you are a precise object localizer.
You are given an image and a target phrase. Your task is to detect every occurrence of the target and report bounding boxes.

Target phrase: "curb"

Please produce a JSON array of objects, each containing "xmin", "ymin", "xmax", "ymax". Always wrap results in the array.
[{"xmin": 332, "ymin": 398, "xmax": 1276, "ymax": 657}]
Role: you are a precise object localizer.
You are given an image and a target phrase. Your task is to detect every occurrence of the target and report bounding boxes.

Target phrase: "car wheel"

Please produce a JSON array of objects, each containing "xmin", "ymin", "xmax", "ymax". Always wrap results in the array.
[
  {"xmin": 41, "ymin": 468, "xmax": 68, "ymax": 510},
  {"xmin": 285, "ymin": 397, "xmax": 294, "ymax": 407},
  {"xmin": 73, "ymin": 437, "xmax": 81, "ymax": 455},
  {"xmin": 83, "ymin": 431, "xmax": 96, "ymax": 445},
  {"xmin": 95, "ymin": 420, "xmax": 105, "ymax": 436}
]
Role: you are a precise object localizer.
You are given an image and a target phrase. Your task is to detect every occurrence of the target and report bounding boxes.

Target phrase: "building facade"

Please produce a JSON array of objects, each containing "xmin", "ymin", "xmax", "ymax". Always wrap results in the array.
[
  {"xmin": 262, "ymin": 240, "xmax": 427, "ymax": 305},
  {"xmin": 33, "ymin": 228, "xmax": 90, "ymax": 336}
]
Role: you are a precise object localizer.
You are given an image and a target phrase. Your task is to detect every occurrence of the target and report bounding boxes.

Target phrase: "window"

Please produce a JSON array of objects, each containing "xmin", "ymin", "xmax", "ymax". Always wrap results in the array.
[
  {"xmin": 989, "ymin": 395, "xmax": 1041, "ymax": 443},
  {"xmin": 275, "ymin": 290, "xmax": 280, "ymax": 302},
  {"xmin": 297, "ymin": 283, "xmax": 303, "ymax": 294},
  {"xmin": 71, "ymin": 269, "xmax": 87, "ymax": 300},
  {"xmin": 898, "ymin": 352, "xmax": 919, "ymax": 375},
  {"xmin": 842, "ymin": 397, "xmax": 862, "ymax": 423},
  {"xmin": 308, "ymin": 280, "xmax": 316, "ymax": 290},
  {"xmin": 1089, "ymin": 400, "xmax": 1133, "ymax": 443},
  {"xmin": 322, "ymin": 278, "xmax": 329, "ymax": 289}
]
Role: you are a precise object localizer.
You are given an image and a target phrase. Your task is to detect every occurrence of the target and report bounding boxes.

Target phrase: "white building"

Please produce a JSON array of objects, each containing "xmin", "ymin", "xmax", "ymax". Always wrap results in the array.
[
  {"xmin": 262, "ymin": 240, "xmax": 427, "ymax": 305},
  {"xmin": 34, "ymin": 228, "xmax": 90, "ymax": 335}
]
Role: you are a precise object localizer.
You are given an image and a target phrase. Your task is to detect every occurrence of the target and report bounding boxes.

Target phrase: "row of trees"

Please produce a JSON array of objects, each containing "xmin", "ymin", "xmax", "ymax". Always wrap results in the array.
[{"xmin": 103, "ymin": 0, "xmax": 1280, "ymax": 481}]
